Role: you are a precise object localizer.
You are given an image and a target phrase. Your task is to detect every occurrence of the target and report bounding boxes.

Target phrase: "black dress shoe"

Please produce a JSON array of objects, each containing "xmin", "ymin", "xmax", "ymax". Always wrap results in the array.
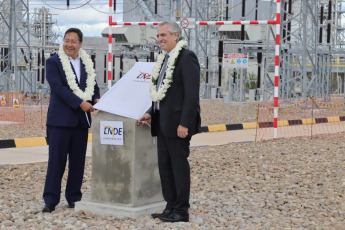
[
  {"xmin": 42, "ymin": 204, "xmax": 56, "ymax": 213},
  {"xmin": 67, "ymin": 201, "xmax": 75, "ymax": 208},
  {"xmin": 151, "ymin": 208, "xmax": 173, "ymax": 219},
  {"xmin": 159, "ymin": 211, "xmax": 189, "ymax": 222}
]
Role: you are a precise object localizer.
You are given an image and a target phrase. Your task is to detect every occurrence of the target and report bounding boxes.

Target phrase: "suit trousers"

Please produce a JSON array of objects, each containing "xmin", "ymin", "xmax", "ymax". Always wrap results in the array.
[
  {"xmin": 157, "ymin": 119, "xmax": 191, "ymax": 214},
  {"xmin": 43, "ymin": 126, "xmax": 88, "ymax": 205}
]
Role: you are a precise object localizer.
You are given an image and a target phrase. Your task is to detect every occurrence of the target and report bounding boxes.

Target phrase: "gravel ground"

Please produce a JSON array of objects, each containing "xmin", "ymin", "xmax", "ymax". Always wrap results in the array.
[
  {"xmin": 1, "ymin": 97, "xmax": 343, "ymax": 139},
  {"xmin": 0, "ymin": 99, "xmax": 258, "ymax": 139},
  {"xmin": 1, "ymin": 98, "xmax": 345, "ymax": 229},
  {"xmin": 1, "ymin": 133, "xmax": 345, "ymax": 229},
  {"xmin": 2, "ymin": 95, "xmax": 345, "ymax": 139}
]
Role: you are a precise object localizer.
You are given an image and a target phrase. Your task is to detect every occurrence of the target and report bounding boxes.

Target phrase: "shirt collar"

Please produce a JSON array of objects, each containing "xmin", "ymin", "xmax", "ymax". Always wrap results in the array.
[
  {"xmin": 168, "ymin": 48, "xmax": 175, "ymax": 57},
  {"xmin": 68, "ymin": 54, "xmax": 80, "ymax": 61}
]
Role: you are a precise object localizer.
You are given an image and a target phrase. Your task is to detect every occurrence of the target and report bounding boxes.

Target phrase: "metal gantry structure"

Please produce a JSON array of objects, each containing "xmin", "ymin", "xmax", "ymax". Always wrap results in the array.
[
  {"xmin": 122, "ymin": 0, "xmax": 278, "ymax": 100},
  {"xmin": 0, "ymin": 0, "xmax": 31, "ymax": 93},
  {"xmin": 179, "ymin": 0, "xmax": 345, "ymax": 102},
  {"xmin": 265, "ymin": 0, "xmax": 345, "ymax": 102},
  {"xmin": 1, "ymin": 0, "xmax": 345, "ymax": 103},
  {"xmin": 179, "ymin": 0, "xmax": 222, "ymax": 98},
  {"xmin": 122, "ymin": 0, "xmax": 222, "ymax": 97},
  {"xmin": 30, "ymin": 7, "xmax": 59, "ymax": 47},
  {"xmin": 30, "ymin": 6, "xmax": 60, "ymax": 95},
  {"xmin": 0, "ymin": 0, "xmax": 59, "ymax": 95}
]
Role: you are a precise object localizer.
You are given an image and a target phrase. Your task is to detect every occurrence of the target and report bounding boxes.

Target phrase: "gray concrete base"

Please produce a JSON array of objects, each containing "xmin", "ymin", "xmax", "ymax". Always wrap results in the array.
[{"xmin": 75, "ymin": 199, "xmax": 166, "ymax": 219}]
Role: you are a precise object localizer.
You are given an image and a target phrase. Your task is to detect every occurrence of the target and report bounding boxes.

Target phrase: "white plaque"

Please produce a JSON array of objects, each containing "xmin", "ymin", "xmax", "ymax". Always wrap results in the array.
[{"xmin": 100, "ymin": 121, "xmax": 124, "ymax": 145}]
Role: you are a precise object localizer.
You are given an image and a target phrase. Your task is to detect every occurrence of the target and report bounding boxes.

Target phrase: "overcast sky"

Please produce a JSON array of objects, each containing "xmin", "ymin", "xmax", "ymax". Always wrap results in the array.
[
  {"xmin": 28, "ymin": 0, "xmax": 274, "ymax": 39},
  {"xmin": 29, "ymin": 0, "xmax": 123, "ymax": 38}
]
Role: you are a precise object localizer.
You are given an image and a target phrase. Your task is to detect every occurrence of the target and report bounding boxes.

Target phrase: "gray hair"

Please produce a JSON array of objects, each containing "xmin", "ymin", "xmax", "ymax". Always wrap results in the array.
[{"xmin": 159, "ymin": 21, "xmax": 183, "ymax": 41}]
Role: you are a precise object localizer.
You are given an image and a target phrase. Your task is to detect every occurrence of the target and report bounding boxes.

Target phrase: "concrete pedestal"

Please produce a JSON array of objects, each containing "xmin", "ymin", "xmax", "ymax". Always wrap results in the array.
[{"xmin": 76, "ymin": 111, "xmax": 164, "ymax": 218}]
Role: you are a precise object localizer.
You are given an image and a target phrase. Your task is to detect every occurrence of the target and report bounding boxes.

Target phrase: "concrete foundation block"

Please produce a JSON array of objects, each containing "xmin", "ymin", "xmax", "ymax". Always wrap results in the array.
[
  {"xmin": 78, "ymin": 111, "xmax": 164, "ymax": 218},
  {"xmin": 75, "ymin": 200, "xmax": 166, "ymax": 219}
]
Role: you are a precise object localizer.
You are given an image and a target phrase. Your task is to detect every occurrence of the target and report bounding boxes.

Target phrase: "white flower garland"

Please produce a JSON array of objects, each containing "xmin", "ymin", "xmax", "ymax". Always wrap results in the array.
[
  {"xmin": 58, "ymin": 44, "xmax": 96, "ymax": 101},
  {"xmin": 150, "ymin": 40, "xmax": 187, "ymax": 102}
]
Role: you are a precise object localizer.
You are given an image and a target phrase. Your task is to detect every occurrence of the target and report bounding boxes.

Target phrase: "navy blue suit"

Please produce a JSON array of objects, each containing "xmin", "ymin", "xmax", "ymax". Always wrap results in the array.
[{"xmin": 43, "ymin": 54, "xmax": 100, "ymax": 206}]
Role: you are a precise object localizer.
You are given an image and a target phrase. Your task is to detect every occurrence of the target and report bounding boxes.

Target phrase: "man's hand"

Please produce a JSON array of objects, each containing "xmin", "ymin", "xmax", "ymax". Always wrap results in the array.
[
  {"xmin": 80, "ymin": 101, "xmax": 94, "ymax": 112},
  {"xmin": 93, "ymin": 98, "xmax": 99, "ymax": 104},
  {"xmin": 137, "ymin": 113, "xmax": 151, "ymax": 125},
  {"xmin": 177, "ymin": 125, "xmax": 188, "ymax": 138}
]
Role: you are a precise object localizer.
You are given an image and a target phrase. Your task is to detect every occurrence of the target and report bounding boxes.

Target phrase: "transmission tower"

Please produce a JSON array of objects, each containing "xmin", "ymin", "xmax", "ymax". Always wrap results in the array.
[
  {"xmin": 333, "ymin": 0, "xmax": 345, "ymax": 94},
  {"xmin": 31, "ymin": 7, "xmax": 59, "ymax": 47},
  {"xmin": 263, "ymin": 0, "xmax": 345, "ymax": 102},
  {"xmin": 30, "ymin": 7, "xmax": 60, "ymax": 95},
  {"xmin": 0, "ymin": 0, "xmax": 32, "ymax": 93}
]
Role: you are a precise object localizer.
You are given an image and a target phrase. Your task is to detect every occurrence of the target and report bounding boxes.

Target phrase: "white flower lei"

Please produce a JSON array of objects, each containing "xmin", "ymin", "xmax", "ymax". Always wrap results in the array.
[
  {"xmin": 58, "ymin": 44, "xmax": 96, "ymax": 101},
  {"xmin": 150, "ymin": 40, "xmax": 187, "ymax": 102}
]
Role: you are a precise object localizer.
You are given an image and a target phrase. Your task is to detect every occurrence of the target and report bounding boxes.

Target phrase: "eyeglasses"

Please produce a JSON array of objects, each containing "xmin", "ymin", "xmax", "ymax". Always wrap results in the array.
[{"xmin": 64, "ymin": 40, "xmax": 79, "ymax": 45}]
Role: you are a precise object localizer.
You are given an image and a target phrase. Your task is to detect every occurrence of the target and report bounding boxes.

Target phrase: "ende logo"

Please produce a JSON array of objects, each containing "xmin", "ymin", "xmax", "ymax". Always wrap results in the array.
[
  {"xmin": 134, "ymin": 71, "xmax": 151, "ymax": 83},
  {"xmin": 100, "ymin": 121, "xmax": 124, "ymax": 145},
  {"xmin": 102, "ymin": 125, "xmax": 123, "ymax": 137}
]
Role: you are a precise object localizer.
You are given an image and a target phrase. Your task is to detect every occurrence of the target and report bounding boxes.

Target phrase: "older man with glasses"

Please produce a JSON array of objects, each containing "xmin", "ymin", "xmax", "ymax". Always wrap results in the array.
[{"xmin": 42, "ymin": 28, "xmax": 100, "ymax": 213}]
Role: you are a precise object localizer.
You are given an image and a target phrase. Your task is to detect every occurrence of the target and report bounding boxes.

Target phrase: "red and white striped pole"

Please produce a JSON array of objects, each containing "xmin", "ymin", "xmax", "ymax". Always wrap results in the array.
[
  {"xmin": 197, "ymin": 20, "xmax": 277, "ymax": 25},
  {"xmin": 110, "ymin": 22, "xmax": 160, "ymax": 26},
  {"xmin": 109, "ymin": 20, "xmax": 276, "ymax": 26},
  {"xmin": 273, "ymin": 0, "xmax": 281, "ymax": 140},
  {"xmin": 107, "ymin": 0, "xmax": 113, "ymax": 89}
]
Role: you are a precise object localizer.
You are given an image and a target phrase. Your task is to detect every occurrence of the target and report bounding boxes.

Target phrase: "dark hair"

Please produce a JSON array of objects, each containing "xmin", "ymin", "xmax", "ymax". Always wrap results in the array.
[{"xmin": 64, "ymin": 28, "xmax": 83, "ymax": 42}]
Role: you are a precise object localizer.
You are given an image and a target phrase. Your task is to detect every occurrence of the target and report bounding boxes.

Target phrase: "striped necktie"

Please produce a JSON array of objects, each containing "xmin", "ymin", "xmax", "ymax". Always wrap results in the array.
[{"xmin": 156, "ymin": 54, "xmax": 169, "ymax": 90}]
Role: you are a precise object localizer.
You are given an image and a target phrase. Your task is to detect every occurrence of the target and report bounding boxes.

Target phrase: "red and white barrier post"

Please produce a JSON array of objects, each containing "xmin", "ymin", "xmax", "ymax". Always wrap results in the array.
[{"xmin": 273, "ymin": 0, "xmax": 281, "ymax": 140}]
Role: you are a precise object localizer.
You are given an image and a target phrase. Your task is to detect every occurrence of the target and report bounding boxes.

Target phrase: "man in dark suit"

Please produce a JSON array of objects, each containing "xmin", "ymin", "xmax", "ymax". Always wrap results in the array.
[
  {"xmin": 42, "ymin": 28, "xmax": 100, "ymax": 213},
  {"xmin": 138, "ymin": 21, "xmax": 201, "ymax": 222}
]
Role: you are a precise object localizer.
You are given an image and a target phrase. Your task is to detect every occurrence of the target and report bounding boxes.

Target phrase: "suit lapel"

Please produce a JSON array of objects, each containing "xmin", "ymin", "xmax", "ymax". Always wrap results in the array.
[
  {"xmin": 69, "ymin": 61, "xmax": 87, "ymax": 90},
  {"xmin": 69, "ymin": 63, "xmax": 80, "ymax": 86}
]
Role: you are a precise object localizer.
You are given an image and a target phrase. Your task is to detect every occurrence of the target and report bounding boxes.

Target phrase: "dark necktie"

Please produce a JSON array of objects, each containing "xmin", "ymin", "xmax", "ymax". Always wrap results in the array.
[{"xmin": 156, "ymin": 54, "xmax": 169, "ymax": 90}]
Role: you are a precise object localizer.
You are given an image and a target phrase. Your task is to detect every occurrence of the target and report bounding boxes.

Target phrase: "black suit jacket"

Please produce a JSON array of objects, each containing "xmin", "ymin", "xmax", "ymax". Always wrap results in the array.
[{"xmin": 150, "ymin": 48, "xmax": 201, "ymax": 138}]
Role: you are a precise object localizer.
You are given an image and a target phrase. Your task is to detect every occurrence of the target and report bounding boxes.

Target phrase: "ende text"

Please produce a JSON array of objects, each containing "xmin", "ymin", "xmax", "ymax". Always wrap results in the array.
[{"xmin": 103, "ymin": 127, "xmax": 123, "ymax": 136}]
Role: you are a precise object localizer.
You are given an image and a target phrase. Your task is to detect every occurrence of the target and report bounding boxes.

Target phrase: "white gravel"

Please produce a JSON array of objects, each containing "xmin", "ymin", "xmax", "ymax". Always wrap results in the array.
[{"xmin": 1, "ymin": 133, "xmax": 345, "ymax": 229}]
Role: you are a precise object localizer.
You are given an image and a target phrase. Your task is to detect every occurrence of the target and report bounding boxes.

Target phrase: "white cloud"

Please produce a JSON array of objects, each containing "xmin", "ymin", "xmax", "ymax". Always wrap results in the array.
[
  {"xmin": 55, "ymin": 22, "xmax": 109, "ymax": 38},
  {"xmin": 38, "ymin": 4, "xmax": 123, "ymax": 38},
  {"xmin": 55, "ymin": 6, "xmax": 112, "ymax": 25}
]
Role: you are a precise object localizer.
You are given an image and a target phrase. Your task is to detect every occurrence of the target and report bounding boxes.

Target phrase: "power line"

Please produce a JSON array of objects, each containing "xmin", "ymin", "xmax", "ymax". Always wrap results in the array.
[
  {"xmin": 30, "ymin": 2, "xmax": 118, "ymax": 5},
  {"xmin": 35, "ymin": 0, "xmax": 92, "ymax": 10},
  {"xmin": 120, "ymin": 0, "xmax": 148, "ymax": 14},
  {"xmin": 86, "ymin": 1, "xmax": 126, "ymax": 15},
  {"xmin": 30, "ymin": 0, "xmax": 126, "ymax": 15},
  {"xmin": 87, "ymin": 0, "xmax": 146, "ymax": 15}
]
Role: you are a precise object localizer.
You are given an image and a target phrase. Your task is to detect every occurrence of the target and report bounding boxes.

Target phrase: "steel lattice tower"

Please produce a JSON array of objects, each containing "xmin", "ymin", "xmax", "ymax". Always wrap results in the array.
[
  {"xmin": 263, "ymin": 0, "xmax": 345, "ymax": 102},
  {"xmin": 0, "ymin": 0, "xmax": 32, "ymax": 93},
  {"xmin": 276, "ymin": 0, "xmax": 331, "ymax": 101},
  {"xmin": 180, "ymin": 0, "xmax": 222, "ymax": 97}
]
